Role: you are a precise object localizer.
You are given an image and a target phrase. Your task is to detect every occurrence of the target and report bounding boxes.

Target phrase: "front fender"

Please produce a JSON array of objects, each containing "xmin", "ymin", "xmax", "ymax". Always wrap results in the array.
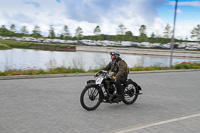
[
  {"xmin": 87, "ymin": 80, "xmax": 95, "ymax": 84},
  {"xmin": 86, "ymin": 83, "xmax": 99, "ymax": 88}
]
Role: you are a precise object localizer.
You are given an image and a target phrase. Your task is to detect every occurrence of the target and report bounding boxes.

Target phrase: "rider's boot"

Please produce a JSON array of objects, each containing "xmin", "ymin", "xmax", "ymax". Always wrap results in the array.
[
  {"xmin": 109, "ymin": 94, "xmax": 115, "ymax": 103},
  {"xmin": 113, "ymin": 95, "xmax": 122, "ymax": 103}
]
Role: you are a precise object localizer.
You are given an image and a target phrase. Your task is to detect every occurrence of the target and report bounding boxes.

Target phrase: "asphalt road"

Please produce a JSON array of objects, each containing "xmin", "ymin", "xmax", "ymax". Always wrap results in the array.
[{"xmin": 0, "ymin": 71, "xmax": 200, "ymax": 133}]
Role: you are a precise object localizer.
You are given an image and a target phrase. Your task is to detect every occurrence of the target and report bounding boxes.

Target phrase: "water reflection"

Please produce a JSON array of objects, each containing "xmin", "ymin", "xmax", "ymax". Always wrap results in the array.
[{"xmin": 0, "ymin": 49, "xmax": 199, "ymax": 71}]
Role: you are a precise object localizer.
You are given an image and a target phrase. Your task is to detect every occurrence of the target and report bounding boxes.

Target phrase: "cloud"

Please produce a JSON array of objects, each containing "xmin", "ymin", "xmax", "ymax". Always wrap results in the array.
[
  {"xmin": 23, "ymin": 1, "xmax": 40, "ymax": 8},
  {"xmin": 176, "ymin": 9, "xmax": 182, "ymax": 14},
  {"xmin": 1, "ymin": 12, "xmax": 34, "ymax": 25},
  {"xmin": 61, "ymin": 0, "xmax": 168, "ymax": 36},
  {"xmin": 62, "ymin": 0, "xmax": 127, "ymax": 23},
  {"xmin": 62, "ymin": 0, "xmax": 168, "ymax": 24},
  {"xmin": 98, "ymin": 0, "xmax": 168, "ymax": 36},
  {"xmin": 169, "ymin": 1, "xmax": 200, "ymax": 7},
  {"xmin": 13, "ymin": 13, "xmax": 35, "ymax": 23},
  {"xmin": 0, "ymin": 0, "xmax": 198, "ymax": 40},
  {"xmin": 175, "ymin": 21, "xmax": 198, "ymax": 39}
]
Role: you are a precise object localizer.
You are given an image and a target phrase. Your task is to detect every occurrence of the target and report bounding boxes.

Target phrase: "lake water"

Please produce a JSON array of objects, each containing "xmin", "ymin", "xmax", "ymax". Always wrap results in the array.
[{"xmin": 0, "ymin": 49, "xmax": 199, "ymax": 72}]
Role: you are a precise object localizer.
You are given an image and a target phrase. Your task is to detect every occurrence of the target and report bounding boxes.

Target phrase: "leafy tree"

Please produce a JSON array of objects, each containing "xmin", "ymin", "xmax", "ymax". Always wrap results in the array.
[
  {"xmin": 115, "ymin": 35, "xmax": 124, "ymax": 41},
  {"xmin": 0, "ymin": 25, "xmax": 16, "ymax": 37},
  {"xmin": 94, "ymin": 25, "xmax": 101, "ymax": 35},
  {"xmin": 1, "ymin": 25, "xmax": 6, "ymax": 29},
  {"xmin": 75, "ymin": 26, "xmax": 83, "ymax": 39},
  {"xmin": 163, "ymin": 24, "xmax": 172, "ymax": 38},
  {"xmin": 117, "ymin": 24, "xmax": 126, "ymax": 35},
  {"xmin": 48, "ymin": 25, "xmax": 56, "ymax": 39},
  {"xmin": 191, "ymin": 24, "xmax": 200, "ymax": 43},
  {"xmin": 10, "ymin": 24, "xmax": 16, "ymax": 33},
  {"xmin": 149, "ymin": 32, "xmax": 156, "ymax": 43},
  {"xmin": 138, "ymin": 34, "xmax": 148, "ymax": 42},
  {"xmin": 139, "ymin": 25, "xmax": 146, "ymax": 35},
  {"xmin": 151, "ymin": 32, "xmax": 155, "ymax": 38},
  {"xmin": 0, "ymin": 25, "xmax": 7, "ymax": 36},
  {"xmin": 98, "ymin": 34, "xmax": 105, "ymax": 40},
  {"xmin": 32, "ymin": 25, "xmax": 41, "ymax": 38},
  {"xmin": 125, "ymin": 31, "xmax": 133, "ymax": 41},
  {"xmin": 20, "ymin": 26, "xmax": 29, "ymax": 34},
  {"xmin": 93, "ymin": 26, "xmax": 101, "ymax": 40},
  {"xmin": 63, "ymin": 25, "xmax": 70, "ymax": 39},
  {"xmin": 138, "ymin": 25, "xmax": 148, "ymax": 42},
  {"xmin": 59, "ymin": 34, "xmax": 64, "ymax": 39},
  {"xmin": 125, "ymin": 31, "xmax": 133, "ymax": 36}
]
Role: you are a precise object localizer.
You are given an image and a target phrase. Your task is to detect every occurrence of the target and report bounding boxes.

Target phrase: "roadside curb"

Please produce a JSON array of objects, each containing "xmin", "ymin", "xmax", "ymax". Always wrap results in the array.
[{"xmin": 1, "ymin": 69, "xmax": 200, "ymax": 80}]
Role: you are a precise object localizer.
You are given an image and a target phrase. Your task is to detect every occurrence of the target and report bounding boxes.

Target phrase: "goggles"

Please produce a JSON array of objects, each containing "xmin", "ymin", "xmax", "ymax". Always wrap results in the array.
[{"xmin": 110, "ymin": 52, "xmax": 115, "ymax": 55}]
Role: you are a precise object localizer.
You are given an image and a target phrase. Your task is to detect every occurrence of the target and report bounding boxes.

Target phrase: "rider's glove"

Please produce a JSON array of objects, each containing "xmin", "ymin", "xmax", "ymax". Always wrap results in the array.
[
  {"xmin": 94, "ymin": 72, "xmax": 98, "ymax": 77},
  {"xmin": 94, "ymin": 70, "xmax": 104, "ymax": 77},
  {"xmin": 112, "ymin": 76, "xmax": 116, "ymax": 80}
]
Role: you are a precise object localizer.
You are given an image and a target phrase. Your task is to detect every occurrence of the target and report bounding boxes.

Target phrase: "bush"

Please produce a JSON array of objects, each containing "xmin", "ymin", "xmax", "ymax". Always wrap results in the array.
[
  {"xmin": 0, "ymin": 71, "xmax": 6, "ymax": 76},
  {"xmin": 37, "ymin": 69, "xmax": 46, "ymax": 74},
  {"xmin": 173, "ymin": 61, "xmax": 200, "ymax": 69}
]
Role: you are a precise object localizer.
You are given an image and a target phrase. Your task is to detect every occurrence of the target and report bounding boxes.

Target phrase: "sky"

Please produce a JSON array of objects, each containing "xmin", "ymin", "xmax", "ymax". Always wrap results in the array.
[{"xmin": 0, "ymin": 0, "xmax": 200, "ymax": 40}]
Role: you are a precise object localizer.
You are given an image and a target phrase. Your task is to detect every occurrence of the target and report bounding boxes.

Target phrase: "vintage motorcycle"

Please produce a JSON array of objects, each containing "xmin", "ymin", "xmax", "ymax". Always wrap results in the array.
[{"xmin": 80, "ymin": 70, "xmax": 142, "ymax": 111}]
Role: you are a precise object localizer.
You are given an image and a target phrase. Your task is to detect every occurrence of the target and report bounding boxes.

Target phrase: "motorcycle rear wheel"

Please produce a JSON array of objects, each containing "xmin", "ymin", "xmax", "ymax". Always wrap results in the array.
[
  {"xmin": 80, "ymin": 85, "xmax": 102, "ymax": 111},
  {"xmin": 122, "ymin": 83, "xmax": 138, "ymax": 105}
]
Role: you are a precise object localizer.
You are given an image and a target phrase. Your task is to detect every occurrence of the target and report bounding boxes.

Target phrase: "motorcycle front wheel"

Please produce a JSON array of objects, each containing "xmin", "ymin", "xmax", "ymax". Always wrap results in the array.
[
  {"xmin": 80, "ymin": 85, "xmax": 102, "ymax": 111},
  {"xmin": 122, "ymin": 83, "xmax": 138, "ymax": 105}
]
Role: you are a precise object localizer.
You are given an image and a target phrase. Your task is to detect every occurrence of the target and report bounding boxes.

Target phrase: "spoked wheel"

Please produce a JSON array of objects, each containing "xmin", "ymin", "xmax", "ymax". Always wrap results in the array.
[
  {"xmin": 80, "ymin": 85, "xmax": 102, "ymax": 111},
  {"xmin": 122, "ymin": 83, "xmax": 138, "ymax": 105}
]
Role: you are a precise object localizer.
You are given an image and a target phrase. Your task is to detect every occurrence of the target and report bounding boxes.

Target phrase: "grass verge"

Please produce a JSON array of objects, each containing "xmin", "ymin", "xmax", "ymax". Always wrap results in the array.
[{"xmin": 1, "ymin": 62, "xmax": 200, "ymax": 76}]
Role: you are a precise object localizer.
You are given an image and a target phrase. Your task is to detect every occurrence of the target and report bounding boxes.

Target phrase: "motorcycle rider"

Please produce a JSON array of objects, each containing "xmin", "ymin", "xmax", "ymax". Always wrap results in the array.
[{"xmin": 100, "ymin": 50, "xmax": 129, "ymax": 102}]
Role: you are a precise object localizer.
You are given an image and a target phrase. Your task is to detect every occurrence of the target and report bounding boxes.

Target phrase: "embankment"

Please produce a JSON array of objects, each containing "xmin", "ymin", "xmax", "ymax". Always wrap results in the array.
[
  {"xmin": 77, "ymin": 46, "xmax": 200, "ymax": 58},
  {"xmin": 0, "ymin": 40, "xmax": 76, "ymax": 52}
]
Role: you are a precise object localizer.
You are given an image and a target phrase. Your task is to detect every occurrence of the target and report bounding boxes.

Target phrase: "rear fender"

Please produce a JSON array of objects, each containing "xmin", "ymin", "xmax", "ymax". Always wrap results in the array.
[{"xmin": 126, "ymin": 79, "xmax": 142, "ymax": 94}]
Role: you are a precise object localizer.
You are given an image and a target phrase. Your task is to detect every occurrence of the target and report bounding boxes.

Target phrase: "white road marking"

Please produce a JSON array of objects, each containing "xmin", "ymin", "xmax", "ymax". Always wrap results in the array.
[{"xmin": 114, "ymin": 113, "xmax": 200, "ymax": 133}]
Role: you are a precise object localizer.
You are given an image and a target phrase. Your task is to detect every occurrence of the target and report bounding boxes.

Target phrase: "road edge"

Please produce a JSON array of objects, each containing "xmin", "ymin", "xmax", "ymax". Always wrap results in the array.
[{"xmin": 1, "ymin": 69, "xmax": 200, "ymax": 80}]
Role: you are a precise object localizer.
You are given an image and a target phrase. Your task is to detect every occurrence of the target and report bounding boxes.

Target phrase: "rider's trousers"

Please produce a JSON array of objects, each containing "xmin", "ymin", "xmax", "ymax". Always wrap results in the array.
[{"xmin": 115, "ymin": 76, "xmax": 127, "ymax": 95}]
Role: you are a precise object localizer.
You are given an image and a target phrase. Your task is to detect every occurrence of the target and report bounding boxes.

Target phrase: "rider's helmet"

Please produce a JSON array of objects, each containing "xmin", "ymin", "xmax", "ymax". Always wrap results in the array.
[{"xmin": 110, "ymin": 50, "xmax": 120, "ymax": 59}]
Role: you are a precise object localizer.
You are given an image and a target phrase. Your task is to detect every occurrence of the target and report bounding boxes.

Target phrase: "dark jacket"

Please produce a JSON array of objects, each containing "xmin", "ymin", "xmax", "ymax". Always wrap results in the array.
[{"xmin": 103, "ymin": 57, "xmax": 128, "ymax": 80}]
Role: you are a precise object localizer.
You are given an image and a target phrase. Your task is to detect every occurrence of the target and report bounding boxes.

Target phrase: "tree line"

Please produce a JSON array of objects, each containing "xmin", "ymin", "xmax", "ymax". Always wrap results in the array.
[{"xmin": 0, "ymin": 23, "xmax": 199, "ymax": 43}]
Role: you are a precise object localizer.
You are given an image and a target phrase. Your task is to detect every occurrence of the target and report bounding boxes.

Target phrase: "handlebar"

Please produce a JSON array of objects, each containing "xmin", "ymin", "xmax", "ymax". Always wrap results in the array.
[{"xmin": 94, "ymin": 70, "xmax": 110, "ymax": 78}]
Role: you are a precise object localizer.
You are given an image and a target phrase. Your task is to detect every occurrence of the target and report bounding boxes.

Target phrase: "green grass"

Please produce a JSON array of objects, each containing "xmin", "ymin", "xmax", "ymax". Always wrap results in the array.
[
  {"xmin": 0, "ymin": 40, "xmax": 76, "ymax": 51},
  {"xmin": 29, "ymin": 43, "xmax": 75, "ymax": 51},
  {"xmin": 1, "ymin": 62, "xmax": 200, "ymax": 76},
  {"xmin": 0, "ymin": 40, "xmax": 32, "ymax": 49},
  {"xmin": 0, "ymin": 67, "xmax": 86, "ymax": 76},
  {"xmin": 0, "ymin": 43, "xmax": 12, "ymax": 49},
  {"xmin": 130, "ymin": 64, "xmax": 169, "ymax": 71}
]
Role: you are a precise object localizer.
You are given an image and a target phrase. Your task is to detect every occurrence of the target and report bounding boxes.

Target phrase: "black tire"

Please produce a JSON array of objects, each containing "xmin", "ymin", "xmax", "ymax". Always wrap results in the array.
[
  {"xmin": 80, "ymin": 85, "xmax": 102, "ymax": 111},
  {"xmin": 122, "ymin": 82, "xmax": 138, "ymax": 105}
]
